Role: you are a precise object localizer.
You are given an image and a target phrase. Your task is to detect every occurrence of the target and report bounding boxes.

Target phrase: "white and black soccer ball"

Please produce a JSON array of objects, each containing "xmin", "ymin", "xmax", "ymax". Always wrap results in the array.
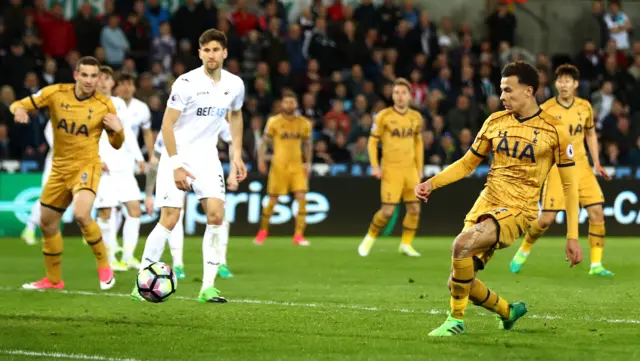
[{"xmin": 136, "ymin": 262, "xmax": 177, "ymax": 303}]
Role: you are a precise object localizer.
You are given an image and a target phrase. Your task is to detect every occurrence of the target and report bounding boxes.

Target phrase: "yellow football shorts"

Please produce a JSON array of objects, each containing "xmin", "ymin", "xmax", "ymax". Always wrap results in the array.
[
  {"xmin": 380, "ymin": 167, "xmax": 419, "ymax": 204},
  {"xmin": 40, "ymin": 163, "xmax": 102, "ymax": 212},
  {"xmin": 540, "ymin": 163, "xmax": 604, "ymax": 211}
]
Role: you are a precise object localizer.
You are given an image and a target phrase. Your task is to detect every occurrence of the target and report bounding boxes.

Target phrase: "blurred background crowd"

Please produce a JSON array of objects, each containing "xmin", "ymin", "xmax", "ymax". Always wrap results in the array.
[{"xmin": 0, "ymin": 0, "xmax": 639, "ymax": 167}]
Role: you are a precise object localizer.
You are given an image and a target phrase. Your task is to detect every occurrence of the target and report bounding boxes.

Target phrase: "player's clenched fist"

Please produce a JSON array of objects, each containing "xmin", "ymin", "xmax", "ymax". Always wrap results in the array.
[
  {"xmin": 415, "ymin": 179, "xmax": 433, "ymax": 203},
  {"xmin": 103, "ymin": 113, "xmax": 123, "ymax": 132},
  {"xmin": 13, "ymin": 107, "xmax": 29, "ymax": 123}
]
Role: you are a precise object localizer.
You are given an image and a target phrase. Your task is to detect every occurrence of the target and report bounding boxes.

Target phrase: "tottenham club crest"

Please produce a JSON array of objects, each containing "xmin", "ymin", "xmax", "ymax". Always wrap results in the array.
[{"xmin": 81, "ymin": 172, "xmax": 88, "ymax": 183}]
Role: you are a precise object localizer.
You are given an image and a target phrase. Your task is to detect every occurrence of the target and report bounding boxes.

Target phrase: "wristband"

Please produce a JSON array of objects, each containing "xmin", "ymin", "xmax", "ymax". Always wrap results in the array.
[{"xmin": 169, "ymin": 155, "xmax": 183, "ymax": 170}]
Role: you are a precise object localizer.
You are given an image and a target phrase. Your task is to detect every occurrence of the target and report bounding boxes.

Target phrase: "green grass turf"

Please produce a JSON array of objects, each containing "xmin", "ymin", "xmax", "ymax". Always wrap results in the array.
[{"xmin": 0, "ymin": 236, "xmax": 639, "ymax": 361}]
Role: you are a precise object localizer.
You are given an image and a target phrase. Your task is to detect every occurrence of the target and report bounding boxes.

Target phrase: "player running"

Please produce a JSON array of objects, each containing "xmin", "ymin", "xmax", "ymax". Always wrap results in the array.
[
  {"xmin": 133, "ymin": 29, "xmax": 246, "ymax": 303},
  {"xmin": 510, "ymin": 64, "xmax": 613, "ymax": 276},
  {"xmin": 11, "ymin": 56, "xmax": 124, "ymax": 290},
  {"xmin": 144, "ymin": 122, "xmax": 237, "ymax": 280},
  {"xmin": 94, "ymin": 66, "xmax": 146, "ymax": 272},
  {"xmin": 254, "ymin": 93, "xmax": 313, "ymax": 246},
  {"xmin": 415, "ymin": 61, "xmax": 582, "ymax": 336},
  {"xmin": 21, "ymin": 121, "xmax": 54, "ymax": 246},
  {"xmin": 358, "ymin": 78, "xmax": 424, "ymax": 257}
]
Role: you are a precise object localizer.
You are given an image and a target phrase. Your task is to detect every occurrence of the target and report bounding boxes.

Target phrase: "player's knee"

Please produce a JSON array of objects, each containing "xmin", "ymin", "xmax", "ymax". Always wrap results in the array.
[
  {"xmin": 380, "ymin": 206, "xmax": 395, "ymax": 218},
  {"xmin": 588, "ymin": 206, "xmax": 604, "ymax": 223},
  {"xmin": 73, "ymin": 212, "xmax": 92, "ymax": 227},
  {"xmin": 128, "ymin": 206, "xmax": 142, "ymax": 218},
  {"xmin": 451, "ymin": 232, "xmax": 472, "ymax": 258},
  {"xmin": 206, "ymin": 212, "xmax": 224, "ymax": 226},
  {"xmin": 407, "ymin": 204, "xmax": 420, "ymax": 216},
  {"xmin": 98, "ymin": 208, "xmax": 111, "ymax": 220},
  {"xmin": 539, "ymin": 212, "xmax": 556, "ymax": 228},
  {"xmin": 160, "ymin": 209, "xmax": 180, "ymax": 230}
]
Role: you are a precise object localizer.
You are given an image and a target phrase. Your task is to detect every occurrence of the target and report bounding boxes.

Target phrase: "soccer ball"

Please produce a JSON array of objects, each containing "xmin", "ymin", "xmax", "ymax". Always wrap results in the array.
[{"xmin": 136, "ymin": 262, "xmax": 177, "ymax": 303}]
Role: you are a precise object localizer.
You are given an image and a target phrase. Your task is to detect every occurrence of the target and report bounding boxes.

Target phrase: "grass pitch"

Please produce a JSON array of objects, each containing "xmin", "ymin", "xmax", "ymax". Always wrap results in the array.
[{"xmin": 0, "ymin": 236, "xmax": 638, "ymax": 361}]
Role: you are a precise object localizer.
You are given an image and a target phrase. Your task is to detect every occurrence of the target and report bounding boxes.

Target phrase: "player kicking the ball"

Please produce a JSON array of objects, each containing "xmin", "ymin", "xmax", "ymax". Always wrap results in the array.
[
  {"xmin": 510, "ymin": 64, "xmax": 613, "ymax": 276},
  {"xmin": 132, "ymin": 29, "xmax": 246, "ymax": 303},
  {"xmin": 358, "ymin": 78, "xmax": 424, "ymax": 257},
  {"xmin": 144, "ymin": 122, "xmax": 238, "ymax": 280},
  {"xmin": 415, "ymin": 61, "xmax": 582, "ymax": 336},
  {"xmin": 254, "ymin": 93, "xmax": 313, "ymax": 246},
  {"xmin": 11, "ymin": 56, "xmax": 123, "ymax": 290}
]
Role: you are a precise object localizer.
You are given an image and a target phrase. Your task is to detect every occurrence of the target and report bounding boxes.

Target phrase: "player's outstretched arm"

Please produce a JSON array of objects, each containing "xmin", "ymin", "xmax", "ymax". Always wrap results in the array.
[
  {"xmin": 10, "ymin": 84, "xmax": 58, "ymax": 123},
  {"xmin": 555, "ymin": 126, "xmax": 582, "ymax": 267},
  {"xmin": 302, "ymin": 118, "xmax": 313, "ymax": 177},
  {"xmin": 228, "ymin": 109, "xmax": 247, "ymax": 182},
  {"xmin": 367, "ymin": 113, "xmax": 383, "ymax": 179},
  {"xmin": 414, "ymin": 121, "xmax": 424, "ymax": 181}
]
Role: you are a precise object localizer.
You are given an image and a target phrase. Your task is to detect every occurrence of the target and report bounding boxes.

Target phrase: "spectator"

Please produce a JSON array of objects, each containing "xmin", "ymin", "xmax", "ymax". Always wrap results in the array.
[
  {"xmin": 0, "ymin": 122, "xmax": 11, "ymax": 160},
  {"xmin": 151, "ymin": 22, "xmax": 176, "ymax": 73},
  {"xmin": 2, "ymin": 40, "xmax": 33, "ymax": 91},
  {"xmin": 73, "ymin": 2, "xmax": 102, "ymax": 57},
  {"xmin": 603, "ymin": 0, "xmax": 632, "ymax": 51},
  {"xmin": 285, "ymin": 24, "xmax": 306, "ymax": 74},
  {"xmin": 100, "ymin": 14, "xmax": 129, "ymax": 68},
  {"xmin": 171, "ymin": 0, "xmax": 203, "ymax": 50},
  {"xmin": 486, "ymin": 1, "xmax": 516, "ymax": 50},
  {"xmin": 324, "ymin": 99, "xmax": 350, "ymax": 134},
  {"xmin": 34, "ymin": 2, "xmax": 76, "ymax": 60},
  {"xmin": 145, "ymin": 0, "xmax": 170, "ymax": 39},
  {"xmin": 124, "ymin": 3, "xmax": 151, "ymax": 73},
  {"xmin": 231, "ymin": 0, "xmax": 259, "ymax": 38},
  {"xmin": 330, "ymin": 131, "xmax": 351, "ymax": 163},
  {"xmin": 3, "ymin": 0, "xmax": 25, "ymax": 39},
  {"xmin": 313, "ymin": 139, "xmax": 334, "ymax": 164},
  {"xmin": 354, "ymin": 0, "xmax": 378, "ymax": 31},
  {"xmin": 304, "ymin": 17, "xmax": 338, "ymax": 76},
  {"xmin": 262, "ymin": 17, "xmax": 287, "ymax": 71}
]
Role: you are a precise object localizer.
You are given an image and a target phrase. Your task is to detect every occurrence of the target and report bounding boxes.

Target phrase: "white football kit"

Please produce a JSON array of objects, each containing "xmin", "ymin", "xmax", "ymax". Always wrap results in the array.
[
  {"xmin": 95, "ymin": 96, "xmax": 145, "ymax": 208},
  {"xmin": 123, "ymin": 97, "xmax": 152, "ymax": 140},
  {"xmin": 156, "ymin": 67, "xmax": 245, "ymax": 208}
]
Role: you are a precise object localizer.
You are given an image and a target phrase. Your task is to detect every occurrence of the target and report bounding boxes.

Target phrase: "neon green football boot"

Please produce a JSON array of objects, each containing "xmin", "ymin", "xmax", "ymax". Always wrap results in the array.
[
  {"xmin": 428, "ymin": 314, "xmax": 466, "ymax": 336},
  {"xmin": 130, "ymin": 285, "xmax": 145, "ymax": 302},
  {"xmin": 197, "ymin": 286, "xmax": 227, "ymax": 303},
  {"xmin": 589, "ymin": 265, "xmax": 614, "ymax": 276},
  {"xmin": 499, "ymin": 302, "xmax": 529, "ymax": 330},
  {"xmin": 173, "ymin": 265, "xmax": 186, "ymax": 280},
  {"xmin": 217, "ymin": 264, "xmax": 233, "ymax": 279},
  {"xmin": 510, "ymin": 249, "xmax": 529, "ymax": 273}
]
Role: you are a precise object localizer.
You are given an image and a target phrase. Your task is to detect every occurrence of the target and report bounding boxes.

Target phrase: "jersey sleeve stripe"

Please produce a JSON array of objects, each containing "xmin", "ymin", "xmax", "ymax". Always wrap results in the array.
[
  {"xmin": 28, "ymin": 95, "xmax": 39, "ymax": 110},
  {"xmin": 557, "ymin": 162, "xmax": 575, "ymax": 168},
  {"xmin": 470, "ymin": 147, "xmax": 486, "ymax": 159}
]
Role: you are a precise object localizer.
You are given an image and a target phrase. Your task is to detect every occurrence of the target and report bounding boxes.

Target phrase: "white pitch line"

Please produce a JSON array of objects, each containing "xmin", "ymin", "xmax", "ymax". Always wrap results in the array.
[
  {"xmin": 0, "ymin": 349, "xmax": 144, "ymax": 361},
  {"xmin": 1, "ymin": 287, "xmax": 639, "ymax": 324}
]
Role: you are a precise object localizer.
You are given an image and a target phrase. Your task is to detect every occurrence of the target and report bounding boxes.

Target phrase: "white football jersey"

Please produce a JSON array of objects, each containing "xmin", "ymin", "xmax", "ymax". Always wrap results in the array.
[
  {"xmin": 99, "ymin": 96, "xmax": 144, "ymax": 173},
  {"xmin": 154, "ymin": 119, "xmax": 233, "ymax": 155},
  {"xmin": 123, "ymin": 97, "xmax": 151, "ymax": 138},
  {"xmin": 166, "ymin": 66, "xmax": 244, "ymax": 161}
]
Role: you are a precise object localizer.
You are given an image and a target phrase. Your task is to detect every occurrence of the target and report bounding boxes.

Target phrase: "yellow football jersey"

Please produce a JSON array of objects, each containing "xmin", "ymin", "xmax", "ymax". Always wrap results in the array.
[
  {"xmin": 264, "ymin": 114, "xmax": 312, "ymax": 170},
  {"xmin": 464, "ymin": 109, "xmax": 574, "ymax": 217},
  {"xmin": 11, "ymin": 84, "xmax": 118, "ymax": 172},
  {"xmin": 541, "ymin": 97, "xmax": 594, "ymax": 164},
  {"xmin": 369, "ymin": 107, "xmax": 423, "ymax": 169}
]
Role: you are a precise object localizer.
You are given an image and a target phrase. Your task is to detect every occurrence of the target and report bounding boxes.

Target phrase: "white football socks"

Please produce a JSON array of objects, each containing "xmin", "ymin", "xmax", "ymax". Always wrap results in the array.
[
  {"xmin": 202, "ymin": 224, "xmax": 223, "ymax": 291},
  {"xmin": 168, "ymin": 210, "xmax": 184, "ymax": 267},
  {"xmin": 122, "ymin": 215, "xmax": 141, "ymax": 261},
  {"xmin": 139, "ymin": 224, "xmax": 170, "ymax": 270},
  {"xmin": 97, "ymin": 217, "xmax": 117, "ymax": 265},
  {"xmin": 218, "ymin": 220, "xmax": 230, "ymax": 265},
  {"xmin": 27, "ymin": 200, "xmax": 40, "ymax": 232}
]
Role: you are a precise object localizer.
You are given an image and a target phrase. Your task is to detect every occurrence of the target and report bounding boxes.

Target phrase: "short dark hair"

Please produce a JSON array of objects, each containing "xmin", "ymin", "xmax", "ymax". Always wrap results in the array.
[
  {"xmin": 501, "ymin": 61, "xmax": 539, "ymax": 93},
  {"xmin": 117, "ymin": 72, "xmax": 136, "ymax": 85},
  {"xmin": 393, "ymin": 77, "xmax": 412, "ymax": 92},
  {"xmin": 282, "ymin": 92, "xmax": 298, "ymax": 102},
  {"xmin": 199, "ymin": 29, "xmax": 227, "ymax": 48},
  {"xmin": 555, "ymin": 64, "xmax": 580, "ymax": 80},
  {"xmin": 99, "ymin": 65, "xmax": 113, "ymax": 77},
  {"xmin": 76, "ymin": 56, "xmax": 101, "ymax": 71}
]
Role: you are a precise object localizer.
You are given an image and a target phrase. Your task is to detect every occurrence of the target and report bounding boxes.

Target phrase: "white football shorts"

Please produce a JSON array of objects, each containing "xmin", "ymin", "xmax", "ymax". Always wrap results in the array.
[
  {"xmin": 95, "ymin": 171, "xmax": 142, "ymax": 208},
  {"xmin": 155, "ymin": 153, "xmax": 225, "ymax": 208}
]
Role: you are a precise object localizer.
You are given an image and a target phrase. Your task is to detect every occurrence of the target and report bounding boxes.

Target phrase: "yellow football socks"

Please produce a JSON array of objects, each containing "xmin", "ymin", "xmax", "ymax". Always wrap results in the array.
[
  {"xmin": 401, "ymin": 212, "xmax": 419, "ymax": 245},
  {"xmin": 294, "ymin": 198, "xmax": 307, "ymax": 237},
  {"xmin": 469, "ymin": 278, "xmax": 510, "ymax": 319},
  {"xmin": 522, "ymin": 219, "xmax": 549, "ymax": 253},
  {"xmin": 589, "ymin": 221, "xmax": 605, "ymax": 265},
  {"xmin": 43, "ymin": 232, "xmax": 63, "ymax": 284},
  {"xmin": 367, "ymin": 210, "xmax": 390, "ymax": 238},
  {"xmin": 259, "ymin": 198, "xmax": 278, "ymax": 232},
  {"xmin": 450, "ymin": 257, "xmax": 475, "ymax": 319},
  {"xmin": 81, "ymin": 221, "xmax": 109, "ymax": 269}
]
